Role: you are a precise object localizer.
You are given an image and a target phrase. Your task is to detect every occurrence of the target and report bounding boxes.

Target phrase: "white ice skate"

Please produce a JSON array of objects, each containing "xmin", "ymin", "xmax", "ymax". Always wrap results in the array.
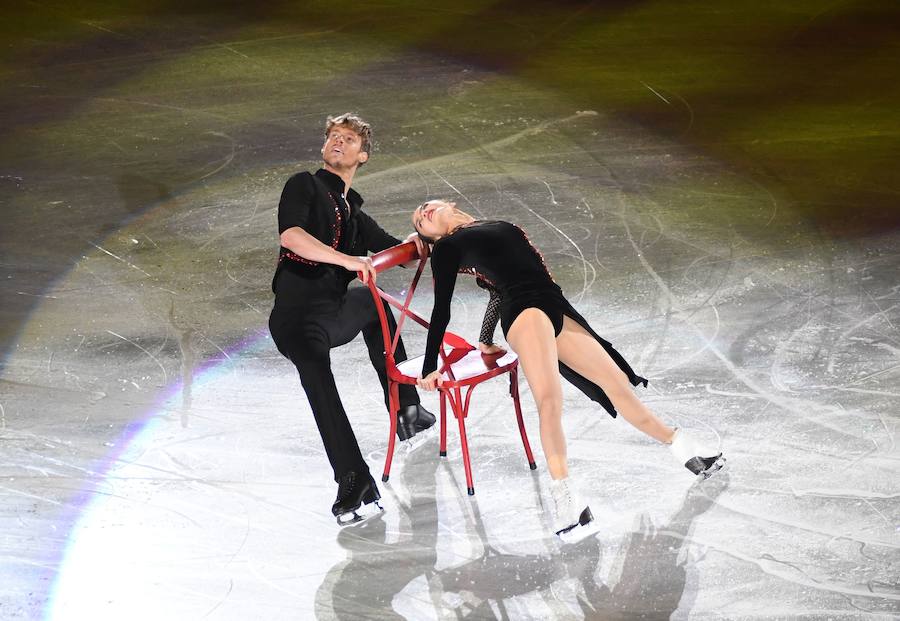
[
  {"xmin": 670, "ymin": 429, "xmax": 726, "ymax": 481},
  {"xmin": 550, "ymin": 478, "xmax": 595, "ymax": 543}
]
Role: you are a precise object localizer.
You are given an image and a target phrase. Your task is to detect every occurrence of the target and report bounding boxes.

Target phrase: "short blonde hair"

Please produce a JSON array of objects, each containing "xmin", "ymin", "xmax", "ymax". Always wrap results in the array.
[{"xmin": 325, "ymin": 113, "xmax": 372, "ymax": 156}]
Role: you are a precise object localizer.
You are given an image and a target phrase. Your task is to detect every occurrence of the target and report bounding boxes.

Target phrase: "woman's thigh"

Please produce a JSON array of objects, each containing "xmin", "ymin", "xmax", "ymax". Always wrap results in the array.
[
  {"xmin": 555, "ymin": 315, "xmax": 631, "ymax": 394},
  {"xmin": 506, "ymin": 308, "xmax": 563, "ymax": 407}
]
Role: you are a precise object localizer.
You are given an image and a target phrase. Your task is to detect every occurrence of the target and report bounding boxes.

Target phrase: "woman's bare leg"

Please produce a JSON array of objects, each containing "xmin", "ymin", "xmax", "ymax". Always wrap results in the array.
[
  {"xmin": 506, "ymin": 309, "xmax": 569, "ymax": 480},
  {"xmin": 555, "ymin": 315, "xmax": 675, "ymax": 444}
]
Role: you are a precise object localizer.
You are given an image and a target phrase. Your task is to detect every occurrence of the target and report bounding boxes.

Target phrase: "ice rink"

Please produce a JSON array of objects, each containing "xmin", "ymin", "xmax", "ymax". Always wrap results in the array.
[{"xmin": 2, "ymin": 2, "xmax": 898, "ymax": 619}]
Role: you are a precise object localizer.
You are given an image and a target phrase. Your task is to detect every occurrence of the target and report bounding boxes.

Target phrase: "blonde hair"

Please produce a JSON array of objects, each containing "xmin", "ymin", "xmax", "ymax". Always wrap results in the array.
[
  {"xmin": 325, "ymin": 113, "xmax": 372, "ymax": 156},
  {"xmin": 414, "ymin": 199, "xmax": 454, "ymax": 244}
]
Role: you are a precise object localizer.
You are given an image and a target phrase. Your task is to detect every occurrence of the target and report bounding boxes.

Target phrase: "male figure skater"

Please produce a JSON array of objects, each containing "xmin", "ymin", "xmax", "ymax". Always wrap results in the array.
[{"xmin": 268, "ymin": 113, "xmax": 434, "ymax": 525}]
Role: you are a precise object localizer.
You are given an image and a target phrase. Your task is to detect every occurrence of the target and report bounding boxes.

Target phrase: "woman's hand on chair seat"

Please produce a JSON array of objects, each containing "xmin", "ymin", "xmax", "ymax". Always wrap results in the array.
[{"xmin": 416, "ymin": 370, "xmax": 443, "ymax": 391}]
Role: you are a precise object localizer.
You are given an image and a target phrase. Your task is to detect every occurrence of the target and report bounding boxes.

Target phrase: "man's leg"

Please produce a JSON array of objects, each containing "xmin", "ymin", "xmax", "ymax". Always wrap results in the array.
[
  {"xmin": 270, "ymin": 306, "xmax": 384, "ymax": 524},
  {"xmin": 271, "ymin": 313, "xmax": 369, "ymax": 481},
  {"xmin": 333, "ymin": 288, "xmax": 421, "ymax": 410}
]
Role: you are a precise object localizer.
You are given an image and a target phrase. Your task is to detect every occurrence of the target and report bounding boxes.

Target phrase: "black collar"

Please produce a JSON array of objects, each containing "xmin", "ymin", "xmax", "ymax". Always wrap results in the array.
[{"xmin": 315, "ymin": 168, "xmax": 364, "ymax": 207}]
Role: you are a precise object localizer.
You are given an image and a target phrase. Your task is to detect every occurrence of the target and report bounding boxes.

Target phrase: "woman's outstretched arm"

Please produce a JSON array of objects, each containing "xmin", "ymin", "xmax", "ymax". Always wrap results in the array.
[{"xmin": 421, "ymin": 241, "xmax": 462, "ymax": 378}]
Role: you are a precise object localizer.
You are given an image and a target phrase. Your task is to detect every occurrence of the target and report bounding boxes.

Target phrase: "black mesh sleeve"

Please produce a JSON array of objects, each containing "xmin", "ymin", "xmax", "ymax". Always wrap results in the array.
[{"xmin": 476, "ymin": 278, "xmax": 500, "ymax": 345}]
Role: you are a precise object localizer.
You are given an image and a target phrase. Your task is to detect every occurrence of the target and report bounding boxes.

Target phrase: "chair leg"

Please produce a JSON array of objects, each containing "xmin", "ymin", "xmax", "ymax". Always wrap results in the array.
[
  {"xmin": 453, "ymin": 387, "xmax": 475, "ymax": 495},
  {"xmin": 511, "ymin": 368, "xmax": 537, "ymax": 470},
  {"xmin": 383, "ymin": 381, "xmax": 401, "ymax": 482},
  {"xmin": 439, "ymin": 392, "xmax": 447, "ymax": 457}
]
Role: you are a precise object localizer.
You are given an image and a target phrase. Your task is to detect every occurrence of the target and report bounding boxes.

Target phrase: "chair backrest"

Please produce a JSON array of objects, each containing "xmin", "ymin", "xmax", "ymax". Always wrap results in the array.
[
  {"xmin": 368, "ymin": 241, "xmax": 420, "ymax": 274},
  {"xmin": 358, "ymin": 242, "xmax": 473, "ymax": 371}
]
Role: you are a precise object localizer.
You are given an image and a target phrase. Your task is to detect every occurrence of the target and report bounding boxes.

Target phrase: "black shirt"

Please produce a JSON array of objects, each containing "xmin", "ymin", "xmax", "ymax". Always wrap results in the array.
[
  {"xmin": 272, "ymin": 168, "xmax": 401, "ymax": 305},
  {"xmin": 422, "ymin": 220, "xmax": 557, "ymax": 375}
]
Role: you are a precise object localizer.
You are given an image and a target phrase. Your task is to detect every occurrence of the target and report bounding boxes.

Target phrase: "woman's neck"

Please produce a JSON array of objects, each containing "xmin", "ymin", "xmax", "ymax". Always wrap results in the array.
[{"xmin": 449, "ymin": 212, "xmax": 475, "ymax": 230}]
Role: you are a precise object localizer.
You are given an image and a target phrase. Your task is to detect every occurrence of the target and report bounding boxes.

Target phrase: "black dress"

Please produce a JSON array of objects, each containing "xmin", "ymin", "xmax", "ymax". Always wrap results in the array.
[{"xmin": 422, "ymin": 220, "xmax": 648, "ymax": 418}]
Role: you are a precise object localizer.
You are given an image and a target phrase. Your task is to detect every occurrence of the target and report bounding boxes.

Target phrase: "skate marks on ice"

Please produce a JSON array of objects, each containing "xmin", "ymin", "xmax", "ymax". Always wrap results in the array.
[
  {"xmin": 314, "ymin": 439, "xmax": 729, "ymax": 620},
  {"xmin": 334, "ymin": 160, "xmax": 898, "ymax": 617}
]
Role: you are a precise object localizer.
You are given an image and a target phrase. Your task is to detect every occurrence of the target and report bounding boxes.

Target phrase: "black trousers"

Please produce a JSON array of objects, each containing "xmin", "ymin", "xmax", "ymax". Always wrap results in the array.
[{"xmin": 269, "ymin": 285, "xmax": 420, "ymax": 482}]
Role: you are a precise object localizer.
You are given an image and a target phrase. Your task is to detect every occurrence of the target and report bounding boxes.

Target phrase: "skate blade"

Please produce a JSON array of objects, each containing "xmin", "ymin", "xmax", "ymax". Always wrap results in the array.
[
  {"xmin": 557, "ymin": 518, "xmax": 600, "ymax": 544},
  {"xmin": 336, "ymin": 500, "xmax": 384, "ymax": 527},
  {"xmin": 398, "ymin": 425, "xmax": 435, "ymax": 454},
  {"xmin": 695, "ymin": 456, "xmax": 727, "ymax": 482},
  {"xmin": 555, "ymin": 507, "xmax": 597, "ymax": 544}
]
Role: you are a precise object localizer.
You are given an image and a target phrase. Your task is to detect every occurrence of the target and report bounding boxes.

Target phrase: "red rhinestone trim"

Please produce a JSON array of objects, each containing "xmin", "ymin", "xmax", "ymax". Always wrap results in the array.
[
  {"xmin": 458, "ymin": 267, "xmax": 498, "ymax": 289},
  {"xmin": 280, "ymin": 250, "xmax": 317, "ymax": 266},
  {"xmin": 278, "ymin": 192, "xmax": 345, "ymax": 266},
  {"xmin": 511, "ymin": 223, "xmax": 555, "ymax": 282}
]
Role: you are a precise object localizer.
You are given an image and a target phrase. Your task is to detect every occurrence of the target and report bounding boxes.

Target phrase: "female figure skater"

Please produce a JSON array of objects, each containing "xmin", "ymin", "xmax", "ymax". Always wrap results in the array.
[{"xmin": 412, "ymin": 200, "xmax": 725, "ymax": 539}]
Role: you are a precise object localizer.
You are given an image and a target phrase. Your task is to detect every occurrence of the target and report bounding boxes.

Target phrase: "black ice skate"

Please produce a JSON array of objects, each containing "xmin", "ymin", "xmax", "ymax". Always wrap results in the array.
[
  {"xmin": 395, "ymin": 404, "xmax": 436, "ymax": 441},
  {"xmin": 550, "ymin": 478, "xmax": 596, "ymax": 543},
  {"xmin": 332, "ymin": 471, "xmax": 383, "ymax": 526},
  {"xmin": 670, "ymin": 430, "xmax": 726, "ymax": 481}
]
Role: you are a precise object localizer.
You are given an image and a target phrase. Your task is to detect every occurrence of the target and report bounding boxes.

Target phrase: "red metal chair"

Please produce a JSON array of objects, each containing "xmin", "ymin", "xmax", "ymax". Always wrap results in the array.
[{"xmin": 359, "ymin": 241, "xmax": 536, "ymax": 495}]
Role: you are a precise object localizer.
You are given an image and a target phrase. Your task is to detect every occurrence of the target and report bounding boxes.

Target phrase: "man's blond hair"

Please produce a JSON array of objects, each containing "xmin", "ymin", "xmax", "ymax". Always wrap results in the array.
[{"xmin": 325, "ymin": 113, "xmax": 372, "ymax": 157}]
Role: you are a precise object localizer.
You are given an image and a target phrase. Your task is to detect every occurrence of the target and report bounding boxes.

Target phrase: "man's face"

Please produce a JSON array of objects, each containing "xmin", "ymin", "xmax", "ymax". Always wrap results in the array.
[{"xmin": 321, "ymin": 125, "xmax": 368, "ymax": 172}]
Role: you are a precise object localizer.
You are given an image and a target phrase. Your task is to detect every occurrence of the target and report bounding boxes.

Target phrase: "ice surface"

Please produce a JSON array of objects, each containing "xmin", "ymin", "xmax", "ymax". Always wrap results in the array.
[{"xmin": 1, "ymin": 4, "xmax": 898, "ymax": 620}]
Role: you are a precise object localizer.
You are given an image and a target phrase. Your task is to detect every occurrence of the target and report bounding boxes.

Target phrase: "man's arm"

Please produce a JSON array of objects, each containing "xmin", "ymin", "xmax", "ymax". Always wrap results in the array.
[
  {"xmin": 280, "ymin": 226, "xmax": 371, "ymax": 274},
  {"xmin": 356, "ymin": 210, "xmax": 402, "ymax": 253},
  {"xmin": 277, "ymin": 174, "xmax": 376, "ymax": 282}
]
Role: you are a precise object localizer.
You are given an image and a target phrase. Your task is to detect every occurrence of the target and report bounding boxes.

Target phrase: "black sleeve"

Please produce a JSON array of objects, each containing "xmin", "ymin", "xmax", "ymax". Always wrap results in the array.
[
  {"xmin": 422, "ymin": 240, "xmax": 461, "ymax": 376},
  {"xmin": 476, "ymin": 279, "xmax": 501, "ymax": 345},
  {"xmin": 277, "ymin": 173, "xmax": 316, "ymax": 234},
  {"xmin": 356, "ymin": 209, "xmax": 403, "ymax": 253}
]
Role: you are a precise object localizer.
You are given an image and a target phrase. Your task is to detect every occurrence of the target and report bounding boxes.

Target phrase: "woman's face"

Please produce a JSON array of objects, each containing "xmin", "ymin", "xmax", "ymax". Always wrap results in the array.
[{"xmin": 412, "ymin": 200, "xmax": 456, "ymax": 241}]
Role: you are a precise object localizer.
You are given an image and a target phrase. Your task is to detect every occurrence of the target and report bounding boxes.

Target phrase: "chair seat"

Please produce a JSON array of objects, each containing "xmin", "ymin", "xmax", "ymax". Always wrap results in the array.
[
  {"xmin": 358, "ymin": 241, "xmax": 535, "ymax": 495},
  {"xmin": 396, "ymin": 349, "xmax": 518, "ymax": 386}
]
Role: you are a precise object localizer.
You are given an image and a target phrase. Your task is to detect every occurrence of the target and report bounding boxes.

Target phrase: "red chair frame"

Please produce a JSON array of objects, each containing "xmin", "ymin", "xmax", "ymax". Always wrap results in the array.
[{"xmin": 360, "ymin": 241, "xmax": 536, "ymax": 495}]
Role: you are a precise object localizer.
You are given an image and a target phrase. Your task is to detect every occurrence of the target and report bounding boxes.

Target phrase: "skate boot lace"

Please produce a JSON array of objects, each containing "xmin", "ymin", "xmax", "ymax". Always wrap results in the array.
[
  {"xmin": 336, "ymin": 472, "xmax": 357, "ymax": 502},
  {"xmin": 552, "ymin": 481, "xmax": 574, "ymax": 517}
]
